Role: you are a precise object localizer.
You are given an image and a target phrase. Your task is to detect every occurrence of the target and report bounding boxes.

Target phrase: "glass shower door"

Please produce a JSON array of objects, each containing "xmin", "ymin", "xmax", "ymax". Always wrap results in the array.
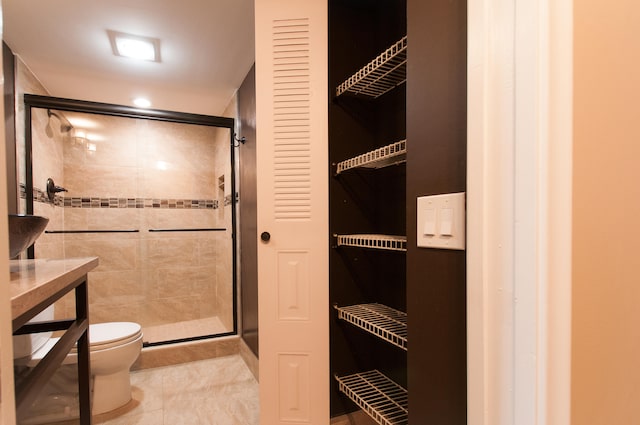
[{"xmin": 25, "ymin": 102, "xmax": 237, "ymax": 346}]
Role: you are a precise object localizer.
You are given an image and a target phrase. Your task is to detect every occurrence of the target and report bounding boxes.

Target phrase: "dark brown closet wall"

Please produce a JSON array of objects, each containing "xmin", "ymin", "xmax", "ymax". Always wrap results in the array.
[
  {"xmin": 237, "ymin": 65, "xmax": 259, "ymax": 356},
  {"xmin": 406, "ymin": 0, "xmax": 467, "ymax": 423}
]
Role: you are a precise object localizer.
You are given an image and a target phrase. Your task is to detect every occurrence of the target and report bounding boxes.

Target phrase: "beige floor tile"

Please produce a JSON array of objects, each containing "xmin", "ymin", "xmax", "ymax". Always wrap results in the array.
[
  {"xmin": 163, "ymin": 388, "xmax": 258, "ymax": 425},
  {"xmin": 212, "ymin": 381, "xmax": 260, "ymax": 424},
  {"xmin": 121, "ymin": 369, "xmax": 164, "ymax": 417},
  {"xmin": 162, "ymin": 356, "xmax": 254, "ymax": 395},
  {"xmin": 46, "ymin": 354, "xmax": 258, "ymax": 425},
  {"xmin": 160, "ymin": 356, "xmax": 258, "ymax": 425}
]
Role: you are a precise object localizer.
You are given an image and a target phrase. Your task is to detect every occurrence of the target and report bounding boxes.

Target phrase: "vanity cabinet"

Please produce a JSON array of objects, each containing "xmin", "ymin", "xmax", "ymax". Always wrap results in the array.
[{"xmin": 10, "ymin": 257, "xmax": 98, "ymax": 425}]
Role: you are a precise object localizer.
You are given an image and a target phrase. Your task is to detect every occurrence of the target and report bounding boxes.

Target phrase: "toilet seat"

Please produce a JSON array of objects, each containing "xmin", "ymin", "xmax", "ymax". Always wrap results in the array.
[
  {"xmin": 24, "ymin": 322, "xmax": 143, "ymax": 365},
  {"xmin": 80, "ymin": 322, "xmax": 142, "ymax": 351}
]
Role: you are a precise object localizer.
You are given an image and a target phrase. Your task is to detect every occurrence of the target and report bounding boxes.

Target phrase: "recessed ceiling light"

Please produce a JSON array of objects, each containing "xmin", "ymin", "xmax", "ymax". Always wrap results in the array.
[
  {"xmin": 133, "ymin": 97, "xmax": 152, "ymax": 108},
  {"xmin": 108, "ymin": 30, "xmax": 161, "ymax": 62}
]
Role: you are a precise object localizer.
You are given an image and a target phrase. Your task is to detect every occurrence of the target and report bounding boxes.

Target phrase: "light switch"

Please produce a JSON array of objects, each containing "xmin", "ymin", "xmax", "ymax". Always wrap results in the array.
[
  {"xmin": 423, "ymin": 208, "xmax": 436, "ymax": 236},
  {"xmin": 417, "ymin": 192, "xmax": 465, "ymax": 250},
  {"xmin": 440, "ymin": 208, "xmax": 453, "ymax": 236}
]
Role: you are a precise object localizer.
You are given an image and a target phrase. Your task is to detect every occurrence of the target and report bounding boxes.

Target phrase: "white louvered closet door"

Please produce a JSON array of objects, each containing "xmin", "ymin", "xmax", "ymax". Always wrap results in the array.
[{"xmin": 255, "ymin": 0, "xmax": 329, "ymax": 424}]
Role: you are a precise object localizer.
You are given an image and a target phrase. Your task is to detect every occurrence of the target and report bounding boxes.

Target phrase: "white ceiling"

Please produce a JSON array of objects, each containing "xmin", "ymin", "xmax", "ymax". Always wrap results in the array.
[{"xmin": 3, "ymin": 0, "xmax": 255, "ymax": 116}]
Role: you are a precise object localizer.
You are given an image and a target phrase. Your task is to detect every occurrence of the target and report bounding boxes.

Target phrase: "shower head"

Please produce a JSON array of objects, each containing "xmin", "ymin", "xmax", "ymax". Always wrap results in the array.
[
  {"xmin": 47, "ymin": 109, "xmax": 74, "ymax": 134},
  {"xmin": 45, "ymin": 117, "xmax": 54, "ymax": 138}
]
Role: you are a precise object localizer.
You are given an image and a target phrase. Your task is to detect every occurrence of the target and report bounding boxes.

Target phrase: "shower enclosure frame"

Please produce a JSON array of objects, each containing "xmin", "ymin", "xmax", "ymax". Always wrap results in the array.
[{"xmin": 22, "ymin": 93, "xmax": 239, "ymax": 346}]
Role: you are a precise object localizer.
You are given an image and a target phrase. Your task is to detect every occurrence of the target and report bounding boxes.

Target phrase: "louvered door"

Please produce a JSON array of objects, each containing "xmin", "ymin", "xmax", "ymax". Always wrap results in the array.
[{"xmin": 255, "ymin": 0, "xmax": 329, "ymax": 423}]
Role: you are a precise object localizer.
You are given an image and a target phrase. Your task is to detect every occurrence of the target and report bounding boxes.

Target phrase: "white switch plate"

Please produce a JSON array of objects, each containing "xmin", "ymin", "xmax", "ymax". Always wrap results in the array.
[{"xmin": 417, "ymin": 192, "xmax": 466, "ymax": 250}]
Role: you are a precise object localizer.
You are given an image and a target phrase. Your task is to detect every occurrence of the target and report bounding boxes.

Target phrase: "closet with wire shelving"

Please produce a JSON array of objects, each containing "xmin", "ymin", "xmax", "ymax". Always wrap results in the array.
[
  {"xmin": 329, "ymin": 0, "xmax": 467, "ymax": 423},
  {"xmin": 329, "ymin": 1, "xmax": 408, "ymax": 423}
]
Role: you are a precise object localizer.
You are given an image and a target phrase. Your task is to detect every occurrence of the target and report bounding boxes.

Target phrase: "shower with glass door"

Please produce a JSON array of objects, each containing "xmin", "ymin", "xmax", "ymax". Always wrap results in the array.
[{"xmin": 21, "ymin": 95, "xmax": 238, "ymax": 346}]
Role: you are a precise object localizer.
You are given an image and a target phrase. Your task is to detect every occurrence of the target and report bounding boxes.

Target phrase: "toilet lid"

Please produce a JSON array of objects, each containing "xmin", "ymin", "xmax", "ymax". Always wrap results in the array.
[{"xmin": 88, "ymin": 322, "xmax": 142, "ymax": 347}]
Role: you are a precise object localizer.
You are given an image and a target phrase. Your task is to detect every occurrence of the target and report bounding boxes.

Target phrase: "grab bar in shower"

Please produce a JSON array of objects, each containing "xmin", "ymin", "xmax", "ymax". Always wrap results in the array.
[
  {"xmin": 45, "ymin": 229, "xmax": 140, "ymax": 234},
  {"xmin": 148, "ymin": 228, "xmax": 226, "ymax": 232}
]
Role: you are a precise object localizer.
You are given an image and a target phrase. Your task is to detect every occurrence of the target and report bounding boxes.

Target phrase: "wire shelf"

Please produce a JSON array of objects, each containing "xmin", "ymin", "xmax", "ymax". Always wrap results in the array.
[
  {"xmin": 335, "ymin": 234, "xmax": 407, "ymax": 252},
  {"xmin": 335, "ymin": 140, "xmax": 407, "ymax": 174},
  {"xmin": 336, "ymin": 36, "xmax": 407, "ymax": 99},
  {"xmin": 335, "ymin": 303, "xmax": 407, "ymax": 350},
  {"xmin": 335, "ymin": 370, "xmax": 408, "ymax": 425}
]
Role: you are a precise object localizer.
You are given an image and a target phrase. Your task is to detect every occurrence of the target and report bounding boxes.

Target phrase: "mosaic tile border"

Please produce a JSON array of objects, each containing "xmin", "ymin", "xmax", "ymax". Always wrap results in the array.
[
  {"xmin": 19, "ymin": 184, "xmax": 237, "ymax": 210},
  {"xmin": 21, "ymin": 185, "xmax": 64, "ymax": 207},
  {"xmin": 61, "ymin": 197, "xmax": 218, "ymax": 209}
]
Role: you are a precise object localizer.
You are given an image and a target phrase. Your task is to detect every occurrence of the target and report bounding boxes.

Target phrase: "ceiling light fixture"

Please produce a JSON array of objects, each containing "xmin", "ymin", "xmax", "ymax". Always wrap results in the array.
[{"xmin": 108, "ymin": 30, "xmax": 161, "ymax": 62}]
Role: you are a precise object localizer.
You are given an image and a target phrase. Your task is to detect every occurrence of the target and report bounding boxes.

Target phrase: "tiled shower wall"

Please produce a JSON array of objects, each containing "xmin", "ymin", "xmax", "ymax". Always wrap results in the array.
[
  {"xmin": 14, "ymin": 58, "xmax": 65, "ymax": 259},
  {"xmin": 16, "ymin": 58, "xmax": 235, "ymax": 340},
  {"xmin": 56, "ymin": 116, "xmax": 232, "ymax": 335}
]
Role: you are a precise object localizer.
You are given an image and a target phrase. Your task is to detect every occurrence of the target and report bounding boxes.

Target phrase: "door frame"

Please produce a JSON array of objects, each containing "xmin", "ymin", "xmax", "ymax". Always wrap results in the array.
[{"xmin": 466, "ymin": 0, "xmax": 573, "ymax": 423}]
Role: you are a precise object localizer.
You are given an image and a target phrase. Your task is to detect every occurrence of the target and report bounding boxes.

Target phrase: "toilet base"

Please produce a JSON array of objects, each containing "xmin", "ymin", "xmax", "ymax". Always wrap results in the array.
[{"xmin": 92, "ymin": 369, "xmax": 133, "ymax": 415}]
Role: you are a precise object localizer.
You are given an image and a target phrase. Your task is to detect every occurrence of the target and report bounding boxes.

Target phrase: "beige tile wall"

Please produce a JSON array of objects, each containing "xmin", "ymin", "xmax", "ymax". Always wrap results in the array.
[
  {"xmin": 15, "ymin": 59, "xmax": 65, "ymax": 260},
  {"xmin": 58, "ymin": 114, "xmax": 234, "ymax": 337},
  {"xmin": 15, "ymin": 57, "xmax": 51, "ymax": 211},
  {"xmin": 14, "ymin": 60, "xmax": 64, "ymax": 258}
]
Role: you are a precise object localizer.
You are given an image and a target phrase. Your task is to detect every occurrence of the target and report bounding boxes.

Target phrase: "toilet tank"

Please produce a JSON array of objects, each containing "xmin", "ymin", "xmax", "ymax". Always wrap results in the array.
[{"xmin": 13, "ymin": 305, "xmax": 55, "ymax": 359}]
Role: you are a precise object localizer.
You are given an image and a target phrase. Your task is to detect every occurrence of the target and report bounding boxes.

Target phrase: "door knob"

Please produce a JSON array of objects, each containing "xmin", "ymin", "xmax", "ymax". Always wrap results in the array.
[{"xmin": 260, "ymin": 232, "xmax": 271, "ymax": 242}]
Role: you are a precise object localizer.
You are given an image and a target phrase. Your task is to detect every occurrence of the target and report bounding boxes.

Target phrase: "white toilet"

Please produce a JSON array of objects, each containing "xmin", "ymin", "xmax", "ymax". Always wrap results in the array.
[{"xmin": 14, "ymin": 307, "xmax": 143, "ymax": 421}]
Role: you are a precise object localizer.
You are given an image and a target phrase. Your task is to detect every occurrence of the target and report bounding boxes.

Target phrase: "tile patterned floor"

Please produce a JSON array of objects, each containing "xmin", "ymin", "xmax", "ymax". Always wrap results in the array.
[{"xmin": 51, "ymin": 355, "xmax": 259, "ymax": 425}]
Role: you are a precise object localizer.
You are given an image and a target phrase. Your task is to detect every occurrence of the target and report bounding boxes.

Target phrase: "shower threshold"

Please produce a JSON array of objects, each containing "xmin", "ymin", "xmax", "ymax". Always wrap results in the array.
[{"xmin": 142, "ymin": 316, "xmax": 230, "ymax": 345}]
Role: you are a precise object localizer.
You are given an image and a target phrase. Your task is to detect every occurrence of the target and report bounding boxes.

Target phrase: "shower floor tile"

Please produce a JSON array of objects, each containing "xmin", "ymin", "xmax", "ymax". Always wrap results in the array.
[
  {"xmin": 142, "ymin": 316, "xmax": 230, "ymax": 344},
  {"xmin": 47, "ymin": 355, "xmax": 259, "ymax": 425}
]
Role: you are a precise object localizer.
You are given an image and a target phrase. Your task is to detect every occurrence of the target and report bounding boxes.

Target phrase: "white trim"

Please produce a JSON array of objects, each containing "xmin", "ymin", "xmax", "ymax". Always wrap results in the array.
[
  {"xmin": 514, "ymin": 0, "xmax": 544, "ymax": 421},
  {"xmin": 467, "ymin": 0, "xmax": 516, "ymax": 422},
  {"xmin": 467, "ymin": 0, "xmax": 573, "ymax": 423},
  {"xmin": 465, "ymin": 0, "xmax": 487, "ymax": 421}
]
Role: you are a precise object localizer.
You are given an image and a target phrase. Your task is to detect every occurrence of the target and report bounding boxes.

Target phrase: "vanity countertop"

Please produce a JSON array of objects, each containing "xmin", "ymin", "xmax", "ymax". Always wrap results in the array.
[{"xmin": 9, "ymin": 257, "xmax": 99, "ymax": 321}]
